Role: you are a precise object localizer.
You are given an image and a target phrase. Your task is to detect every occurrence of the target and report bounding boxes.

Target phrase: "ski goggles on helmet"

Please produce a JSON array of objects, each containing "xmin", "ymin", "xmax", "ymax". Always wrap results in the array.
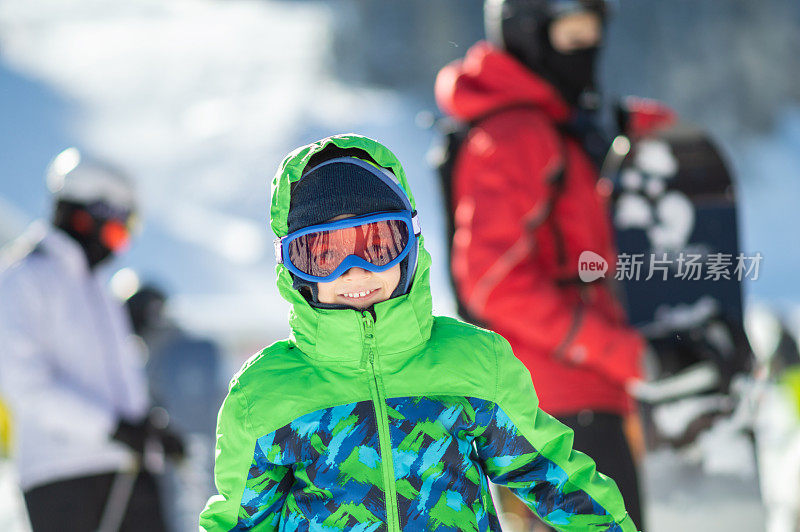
[{"xmin": 274, "ymin": 211, "xmax": 421, "ymax": 283}]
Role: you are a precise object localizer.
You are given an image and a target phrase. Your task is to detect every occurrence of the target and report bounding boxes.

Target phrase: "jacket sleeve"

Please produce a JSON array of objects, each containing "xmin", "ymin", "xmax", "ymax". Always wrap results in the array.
[
  {"xmin": 0, "ymin": 266, "xmax": 117, "ymax": 442},
  {"xmin": 472, "ymin": 334, "xmax": 638, "ymax": 532},
  {"xmin": 200, "ymin": 380, "xmax": 292, "ymax": 531},
  {"xmin": 452, "ymin": 120, "xmax": 642, "ymax": 386}
]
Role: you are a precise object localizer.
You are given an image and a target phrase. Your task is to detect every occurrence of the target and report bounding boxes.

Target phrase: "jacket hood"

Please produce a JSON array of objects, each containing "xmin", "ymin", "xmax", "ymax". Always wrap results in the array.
[
  {"xmin": 435, "ymin": 41, "xmax": 571, "ymax": 124},
  {"xmin": 270, "ymin": 134, "xmax": 434, "ymax": 359}
]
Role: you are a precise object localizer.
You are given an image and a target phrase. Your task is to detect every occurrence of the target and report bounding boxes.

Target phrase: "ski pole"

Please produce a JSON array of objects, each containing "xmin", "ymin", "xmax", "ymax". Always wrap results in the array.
[
  {"xmin": 96, "ymin": 460, "xmax": 140, "ymax": 532},
  {"xmin": 599, "ymin": 134, "xmax": 631, "ymax": 182}
]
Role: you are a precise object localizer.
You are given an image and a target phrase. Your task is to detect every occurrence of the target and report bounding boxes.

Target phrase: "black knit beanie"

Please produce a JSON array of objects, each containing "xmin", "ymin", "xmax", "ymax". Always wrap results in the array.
[
  {"xmin": 287, "ymin": 160, "xmax": 406, "ymax": 233},
  {"xmin": 287, "ymin": 158, "xmax": 412, "ymax": 308}
]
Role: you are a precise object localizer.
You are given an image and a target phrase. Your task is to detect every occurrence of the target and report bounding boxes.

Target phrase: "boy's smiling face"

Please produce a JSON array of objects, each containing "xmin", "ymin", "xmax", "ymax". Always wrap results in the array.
[{"xmin": 316, "ymin": 263, "xmax": 401, "ymax": 309}]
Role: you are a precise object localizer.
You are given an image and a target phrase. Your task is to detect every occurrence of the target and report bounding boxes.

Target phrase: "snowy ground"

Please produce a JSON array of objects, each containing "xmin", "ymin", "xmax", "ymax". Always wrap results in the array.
[{"xmin": 643, "ymin": 449, "xmax": 764, "ymax": 532}]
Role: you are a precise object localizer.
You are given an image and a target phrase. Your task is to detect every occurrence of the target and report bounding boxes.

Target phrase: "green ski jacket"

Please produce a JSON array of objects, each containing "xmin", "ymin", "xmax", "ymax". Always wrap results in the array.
[{"xmin": 199, "ymin": 134, "xmax": 637, "ymax": 532}]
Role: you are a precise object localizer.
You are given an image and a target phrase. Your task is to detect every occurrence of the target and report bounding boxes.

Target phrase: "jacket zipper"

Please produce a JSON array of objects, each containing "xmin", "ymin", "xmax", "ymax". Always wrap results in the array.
[{"xmin": 362, "ymin": 312, "xmax": 400, "ymax": 531}]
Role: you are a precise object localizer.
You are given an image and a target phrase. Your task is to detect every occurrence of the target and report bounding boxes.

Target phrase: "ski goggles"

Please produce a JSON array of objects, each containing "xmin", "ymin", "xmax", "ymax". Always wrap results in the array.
[
  {"xmin": 69, "ymin": 201, "xmax": 137, "ymax": 252},
  {"xmin": 274, "ymin": 211, "xmax": 421, "ymax": 283}
]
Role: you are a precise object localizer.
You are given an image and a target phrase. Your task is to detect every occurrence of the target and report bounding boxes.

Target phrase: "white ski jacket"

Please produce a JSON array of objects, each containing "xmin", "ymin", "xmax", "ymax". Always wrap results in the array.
[{"xmin": 0, "ymin": 222, "xmax": 149, "ymax": 490}]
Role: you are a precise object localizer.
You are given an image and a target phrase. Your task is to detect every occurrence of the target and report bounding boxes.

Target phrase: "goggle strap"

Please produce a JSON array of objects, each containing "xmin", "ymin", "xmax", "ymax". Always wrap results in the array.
[{"xmin": 412, "ymin": 212, "xmax": 421, "ymax": 236}]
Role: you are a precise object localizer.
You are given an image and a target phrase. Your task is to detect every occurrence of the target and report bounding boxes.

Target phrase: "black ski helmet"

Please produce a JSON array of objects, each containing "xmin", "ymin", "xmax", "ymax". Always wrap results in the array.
[{"xmin": 484, "ymin": 0, "xmax": 609, "ymax": 106}]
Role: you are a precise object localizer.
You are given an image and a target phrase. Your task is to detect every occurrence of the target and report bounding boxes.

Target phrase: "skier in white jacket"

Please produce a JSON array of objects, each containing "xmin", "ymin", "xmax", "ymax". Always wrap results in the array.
[{"xmin": 0, "ymin": 148, "xmax": 183, "ymax": 532}]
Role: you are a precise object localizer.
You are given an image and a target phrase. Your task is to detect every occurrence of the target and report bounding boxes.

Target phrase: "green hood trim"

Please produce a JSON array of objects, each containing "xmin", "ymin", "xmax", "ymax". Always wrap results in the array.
[{"xmin": 270, "ymin": 134, "xmax": 434, "ymax": 359}]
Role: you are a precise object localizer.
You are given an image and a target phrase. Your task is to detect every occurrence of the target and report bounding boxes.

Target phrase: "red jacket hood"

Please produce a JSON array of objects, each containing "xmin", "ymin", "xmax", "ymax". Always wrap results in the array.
[{"xmin": 435, "ymin": 41, "xmax": 571, "ymax": 124}]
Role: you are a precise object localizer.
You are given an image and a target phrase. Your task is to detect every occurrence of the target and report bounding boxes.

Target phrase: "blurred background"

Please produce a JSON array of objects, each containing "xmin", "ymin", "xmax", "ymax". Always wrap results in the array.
[{"xmin": 1, "ymin": 0, "xmax": 799, "ymax": 530}]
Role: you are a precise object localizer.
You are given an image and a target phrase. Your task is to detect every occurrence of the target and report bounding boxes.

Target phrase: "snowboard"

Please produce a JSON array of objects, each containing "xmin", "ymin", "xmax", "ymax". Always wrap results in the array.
[{"xmin": 602, "ymin": 125, "xmax": 754, "ymax": 404}]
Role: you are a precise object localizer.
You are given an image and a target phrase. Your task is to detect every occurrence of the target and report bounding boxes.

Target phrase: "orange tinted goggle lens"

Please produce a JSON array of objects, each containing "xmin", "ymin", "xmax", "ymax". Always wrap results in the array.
[
  {"xmin": 100, "ymin": 220, "xmax": 131, "ymax": 251},
  {"xmin": 287, "ymin": 219, "xmax": 409, "ymax": 277}
]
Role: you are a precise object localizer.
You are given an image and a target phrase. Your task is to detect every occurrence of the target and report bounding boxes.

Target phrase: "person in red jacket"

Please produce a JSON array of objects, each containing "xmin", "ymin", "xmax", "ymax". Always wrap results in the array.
[{"xmin": 435, "ymin": 1, "xmax": 673, "ymax": 529}]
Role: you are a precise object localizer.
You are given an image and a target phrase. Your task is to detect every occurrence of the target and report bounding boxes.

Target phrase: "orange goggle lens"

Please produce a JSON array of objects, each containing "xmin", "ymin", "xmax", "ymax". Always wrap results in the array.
[{"xmin": 100, "ymin": 219, "xmax": 131, "ymax": 252}]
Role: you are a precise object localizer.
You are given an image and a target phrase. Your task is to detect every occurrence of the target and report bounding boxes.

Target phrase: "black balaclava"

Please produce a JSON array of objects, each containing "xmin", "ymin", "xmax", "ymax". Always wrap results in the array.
[
  {"xmin": 539, "ymin": 11, "xmax": 609, "ymax": 164},
  {"xmin": 287, "ymin": 158, "xmax": 411, "ymax": 309},
  {"xmin": 540, "ymin": 40, "xmax": 600, "ymax": 109},
  {"xmin": 485, "ymin": 0, "xmax": 606, "ymax": 108},
  {"xmin": 486, "ymin": 0, "xmax": 611, "ymax": 165},
  {"xmin": 53, "ymin": 200, "xmax": 127, "ymax": 269}
]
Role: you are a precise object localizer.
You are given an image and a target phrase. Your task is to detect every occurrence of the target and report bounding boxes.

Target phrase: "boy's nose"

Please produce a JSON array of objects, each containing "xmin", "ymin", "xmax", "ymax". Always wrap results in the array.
[{"xmin": 341, "ymin": 267, "xmax": 369, "ymax": 279}]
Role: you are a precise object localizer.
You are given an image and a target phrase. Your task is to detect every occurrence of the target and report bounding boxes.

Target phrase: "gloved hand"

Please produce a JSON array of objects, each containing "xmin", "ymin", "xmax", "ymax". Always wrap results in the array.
[
  {"xmin": 111, "ymin": 408, "xmax": 186, "ymax": 462},
  {"xmin": 111, "ymin": 417, "xmax": 150, "ymax": 455},
  {"xmin": 614, "ymin": 96, "xmax": 677, "ymax": 140},
  {"xmin": 154, "ymin": 426, "xmax": 186, "ymax": 461},
  {"xmin": 146, "ymin": 406, "xmax": 186, "ymax": 461}
]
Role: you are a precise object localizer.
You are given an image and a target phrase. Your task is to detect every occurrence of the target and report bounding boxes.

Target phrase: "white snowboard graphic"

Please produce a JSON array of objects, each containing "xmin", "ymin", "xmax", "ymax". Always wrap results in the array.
[{"xmin": 614, "ymin": 139, "xmax": 695, "ymax": 254}]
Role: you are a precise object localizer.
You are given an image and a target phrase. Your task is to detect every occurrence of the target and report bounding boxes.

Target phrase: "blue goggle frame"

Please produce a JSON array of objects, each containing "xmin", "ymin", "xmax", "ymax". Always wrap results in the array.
[{"xmin": 275, "ymin": 210, "xmax": 421, "ymax": 283}]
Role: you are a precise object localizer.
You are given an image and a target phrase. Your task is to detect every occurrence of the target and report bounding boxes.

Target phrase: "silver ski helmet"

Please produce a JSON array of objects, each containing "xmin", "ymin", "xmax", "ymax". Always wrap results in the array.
[
  {"xmin": 47, "ymin": 148, "xmax": 138, "ymax": 266},
  {"xmin": 47, "ymin": 148, "xmax": 137, "ymax": 212}
]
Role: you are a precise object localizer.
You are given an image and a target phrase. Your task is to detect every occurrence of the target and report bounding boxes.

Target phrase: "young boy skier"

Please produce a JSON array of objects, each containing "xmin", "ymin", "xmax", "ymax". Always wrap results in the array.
[{"xmin": 200, "ymin": 134, "xmax": 638, "ymax": 532}]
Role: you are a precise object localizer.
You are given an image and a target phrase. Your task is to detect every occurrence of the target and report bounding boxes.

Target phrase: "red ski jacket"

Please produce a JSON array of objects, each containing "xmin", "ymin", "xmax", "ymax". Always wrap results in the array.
[{"xmin": 435, "ymin": 42, "xmax": 643, "ymax": 416}]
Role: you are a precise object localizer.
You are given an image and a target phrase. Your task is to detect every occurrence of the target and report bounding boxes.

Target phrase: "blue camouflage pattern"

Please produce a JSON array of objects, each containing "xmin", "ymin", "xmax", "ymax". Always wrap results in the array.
[{"xmin": 233, "ymin": 396, "xmax": 615, "ymax": 531}]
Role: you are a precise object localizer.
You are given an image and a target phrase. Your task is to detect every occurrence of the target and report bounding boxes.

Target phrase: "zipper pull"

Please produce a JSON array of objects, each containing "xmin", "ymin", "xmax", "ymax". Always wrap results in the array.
[
  {"xmin": 362, "ymin": 311, "xmax": 375, "ymax": 339},
  {"xmin": 362, "ymin": 312, "xmax": 375, "ymax": 365}
]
